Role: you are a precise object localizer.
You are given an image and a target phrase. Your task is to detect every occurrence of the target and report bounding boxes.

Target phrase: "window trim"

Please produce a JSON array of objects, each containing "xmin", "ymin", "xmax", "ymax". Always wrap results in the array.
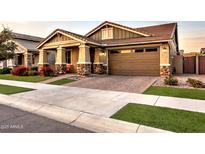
[{"xmin": 102, "ymin": 27, "xmax": 113, "ymax": 40}]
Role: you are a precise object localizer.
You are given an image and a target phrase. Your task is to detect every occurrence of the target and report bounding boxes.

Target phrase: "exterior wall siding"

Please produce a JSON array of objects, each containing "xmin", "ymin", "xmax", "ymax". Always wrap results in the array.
[{"xmin": 88, "ymin": 26, "xmax": 142, "ymax": 41}]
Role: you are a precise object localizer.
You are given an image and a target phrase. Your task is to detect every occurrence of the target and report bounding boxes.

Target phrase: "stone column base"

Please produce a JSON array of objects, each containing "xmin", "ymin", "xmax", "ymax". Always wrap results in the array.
[
  {"xmin": 160, "ymin": 66, "xmax": 171, "ymax": 76},
  {"xmin": 93, "ymin": 64, "xmax": 105, "ymax": 74},
  {"xmin": 77, "ymin": 64, "xmax": 91, "ymax": 76},
  {"xmin": 55, "ymin": 64, "xmax": 67, "ymax": 74}
]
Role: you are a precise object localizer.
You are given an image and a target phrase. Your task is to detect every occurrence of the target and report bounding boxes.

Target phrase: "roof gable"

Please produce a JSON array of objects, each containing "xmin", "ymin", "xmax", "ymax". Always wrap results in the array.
[
  {"xmin": 85, "ymin": 21, "xmax": 151, "ymax": 37},
  {"xmin": 37, "ymin": 29, "xmax": 101, "ymax": 49},
  {"xmin": 37, "ymin": 29, "xmax": 88, "ymax": 49}
]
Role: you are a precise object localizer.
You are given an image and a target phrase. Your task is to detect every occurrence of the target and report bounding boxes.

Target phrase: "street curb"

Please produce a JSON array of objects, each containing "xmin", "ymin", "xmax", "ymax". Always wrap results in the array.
[{"xmin": 0, "ymin": 94, "xmax": 172, "ymax": 133}]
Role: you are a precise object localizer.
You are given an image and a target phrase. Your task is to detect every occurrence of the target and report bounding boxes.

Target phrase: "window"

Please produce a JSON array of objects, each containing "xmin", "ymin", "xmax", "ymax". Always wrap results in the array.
[
  {"xmin": 120, "ymin": 50, "xmax": 134, "ymax": 53},
  {"xmin": 66, "ymin": 49, "xmax": 71, "ymax": 63},
  {"xmin": 135, "ymin": 48, "xmax": 144, "ymax": 53},
  {"xmin": 145, "ymin": 48, "xmax": 158, "ymax": 52},
  {"xmin": 102, "ymin": 28, "xmax": 113, "ymax": 40},
  {"xmin": 110, "ymin": 50, "xmax": 120, "ymax": 54}
]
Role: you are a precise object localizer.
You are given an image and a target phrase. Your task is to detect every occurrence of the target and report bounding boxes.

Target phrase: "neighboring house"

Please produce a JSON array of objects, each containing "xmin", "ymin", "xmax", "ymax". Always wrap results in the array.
[
  {"xmin": 200, "ymin": 48, "xmax": 205, "ymax": 54},
  {"xmin": 37, "ymin": 21, "xmax": 179, "ymax": 76},
  {"xmin": 0, "ymin": 32, "xmax": 43, "ymax": 69}
]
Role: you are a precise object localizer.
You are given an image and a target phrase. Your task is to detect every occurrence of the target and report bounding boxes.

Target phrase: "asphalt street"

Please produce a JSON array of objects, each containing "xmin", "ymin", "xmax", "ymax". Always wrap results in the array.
[{"xmin": 0, "ymin": 104, "xmax": 92, "ymax": 133}]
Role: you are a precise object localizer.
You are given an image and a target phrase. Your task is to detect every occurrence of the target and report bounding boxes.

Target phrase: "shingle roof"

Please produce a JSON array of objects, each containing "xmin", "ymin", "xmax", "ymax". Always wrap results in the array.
[
  {"xmin": 135, "ymin": 23, "xmax": 177, "ymax": 40},
  {"xmin": 12, "ymin": 32, "xmax": 43, "ymax": 42},
  {"xmin": 99, "ymin": 22, "xmax": 177, "ymax": 46},
  {"xmin": 37, "ymin": 22, "xmax": 177, "ymax": 48},
  {"xmin": 12, "ymin": 32, "xmax": 44, "ymax": 52}
]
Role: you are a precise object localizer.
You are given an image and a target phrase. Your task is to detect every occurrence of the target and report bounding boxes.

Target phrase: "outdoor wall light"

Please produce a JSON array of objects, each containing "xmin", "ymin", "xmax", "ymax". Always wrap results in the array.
[
  {"xmin": 162, "ymin": 46, "xmax": 167, "ymax": 52},
  {"xmin": 99, "ymin": 52, "xmax": 106, "ymax": 56}
]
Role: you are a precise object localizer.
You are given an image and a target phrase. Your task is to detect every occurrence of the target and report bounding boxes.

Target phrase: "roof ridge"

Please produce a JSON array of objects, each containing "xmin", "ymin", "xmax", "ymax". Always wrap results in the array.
[
  {"xmin": 135, "ymin": 22, "xmax": 177, "ymax": 29},
  {"xmin": 12, "ymin": 32, "xmax": 44, "ymax": 41}
]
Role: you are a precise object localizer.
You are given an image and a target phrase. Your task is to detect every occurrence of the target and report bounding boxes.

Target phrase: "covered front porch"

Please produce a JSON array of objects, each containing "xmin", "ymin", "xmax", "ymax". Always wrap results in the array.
[
  {"xmin": 37, "ymin": 29, "xmax": 108, "ymax": 75},
  {"xmin": 38, "ymin": 44, "xmax": 107, "ymax": 75}
]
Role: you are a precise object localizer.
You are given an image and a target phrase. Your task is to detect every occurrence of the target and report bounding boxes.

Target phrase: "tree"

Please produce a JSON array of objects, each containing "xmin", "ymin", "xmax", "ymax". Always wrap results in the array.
[{"xmin": 0, "ymin": 27, "xmax": 16, "ymax": 61}]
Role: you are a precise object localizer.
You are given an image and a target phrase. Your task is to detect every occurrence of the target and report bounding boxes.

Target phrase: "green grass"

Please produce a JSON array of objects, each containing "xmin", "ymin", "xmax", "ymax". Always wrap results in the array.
[
  {"xmin": 112, "ymin": 103, "xmax": 205, "ymax": 133},
  {"xmin": 0, "ymin": 74, "xmax": 50, "ymax": 83},
  {"xmin": 0, "ymin": 84, "xmax": 34, "ymax": 95},
  {"xmin": 49, "ymin": 78, "xmax": 76, "ymax": 85},
  {"xmin": 144, "ymin": 86, "xmax": 205, "ymax": 100}
]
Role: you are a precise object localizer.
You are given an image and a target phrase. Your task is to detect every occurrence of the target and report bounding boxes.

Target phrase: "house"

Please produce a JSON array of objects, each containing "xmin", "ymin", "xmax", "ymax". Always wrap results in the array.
[
  {"xmin": 200, "ymin": 48, "xmax": 205, "ymax": 54},
  {"xmin": 0, "ymin": 32, "xmax": 43, "ymax": 68},
  {"xmin": 37, "ymin": 21, "xmax": 179, "ymax": 76}
]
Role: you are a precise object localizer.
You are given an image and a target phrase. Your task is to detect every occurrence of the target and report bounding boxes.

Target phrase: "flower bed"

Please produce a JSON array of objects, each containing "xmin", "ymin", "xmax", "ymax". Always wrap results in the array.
[{"xmin": 153, "ymin": 75, "xmax": 205, "ymax": 89}]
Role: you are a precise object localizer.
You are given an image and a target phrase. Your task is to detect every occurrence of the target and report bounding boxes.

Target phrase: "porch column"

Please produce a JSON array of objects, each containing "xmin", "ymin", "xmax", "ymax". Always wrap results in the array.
[
  {"xmin": 93, "ymin": 48, "xmax": 105, "ymax": 74},
  {"xmin": 38, "ymin": 49, "xmax": 48, "ymax": 70},
  {"xmin": 77, "ymin": 44, "xmax": 91, "ymax": 76},
  {"xmin": 55, "ymin": 46, "xmax": 66, "ymax": 74},
  {"xmin": 160, "ymin": 44, "xmax": 170, "ymax": 76},
  {"xmin": 24, "ymin": 52, "xmax": 32, "ymax": 67}
]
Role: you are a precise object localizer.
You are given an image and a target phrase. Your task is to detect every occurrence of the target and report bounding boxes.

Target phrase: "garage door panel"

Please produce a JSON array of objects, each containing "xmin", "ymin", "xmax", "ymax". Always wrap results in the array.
[{"xmin": 109, "ymin": 52, "xmax": 160, "ymax": 76}]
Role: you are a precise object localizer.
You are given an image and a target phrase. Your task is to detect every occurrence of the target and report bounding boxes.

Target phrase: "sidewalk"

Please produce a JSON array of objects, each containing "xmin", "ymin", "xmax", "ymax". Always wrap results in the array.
[
  {"xmin": 1, "ymin": 79, "xmax": 205, "ymax": 115},
  {"xmin": 0, "ymin": 94, "xmax": 169, "ymax": 133},
  {"xmin": 0, "ymin": 79, "xmax": 205, "ymax": 132},
  {"xmin": 40, "ymin": 74, "xmax": 76, "ymax": 84}
]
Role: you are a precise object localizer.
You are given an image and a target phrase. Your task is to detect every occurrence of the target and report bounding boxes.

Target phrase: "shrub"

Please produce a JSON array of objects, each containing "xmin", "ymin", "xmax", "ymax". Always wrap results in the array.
[
  {"xmin": 39, "ymin": 66, "xmax": 54, "ymax": 76},
  {"xmin": 164, "ymin": 75, "xmax": 178, "ymax": 86},
  {"xmin": 31, "ymin": 66, "xmax": 38, "ymax": 71},
  {"xmin": 186, "ymin": 78, "xmax": 204, "ymax": 88},
  {"xmin": 66, "ymin": 64, "xmax": 74, "ymax": 73},
  {"xmin": 0, "ymin": 67, "xmax": 11, "ymax": 74},
  {"xmin": 12, "ymin": 66, "xmax": 29, "ymax": 76}
]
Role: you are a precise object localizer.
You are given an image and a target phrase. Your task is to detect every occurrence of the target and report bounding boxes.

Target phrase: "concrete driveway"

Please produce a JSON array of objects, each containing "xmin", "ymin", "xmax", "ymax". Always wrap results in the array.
[{"xmin": 66, "ymin": 75, "xmax": 158, "ymax": 93}]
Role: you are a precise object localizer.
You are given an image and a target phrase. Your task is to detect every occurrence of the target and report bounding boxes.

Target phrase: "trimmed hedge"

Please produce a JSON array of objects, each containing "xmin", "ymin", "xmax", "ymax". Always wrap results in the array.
[{"xmin": 0, "ymin": 67, "xmax": 12, "ymax": 74}]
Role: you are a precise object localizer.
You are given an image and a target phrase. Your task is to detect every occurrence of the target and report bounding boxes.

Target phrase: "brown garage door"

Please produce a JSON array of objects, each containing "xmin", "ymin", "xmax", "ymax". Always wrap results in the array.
[
  {"xmin": 183, "ymin": 56, "xmax": 196, "ymax": 74},
  {"xmin": 199, "ymin": 56, "xmax": 205, "ymax": 74},
  {"xmin": 109, "ymin": 52, "xmax": 160, "ymax": 76}
]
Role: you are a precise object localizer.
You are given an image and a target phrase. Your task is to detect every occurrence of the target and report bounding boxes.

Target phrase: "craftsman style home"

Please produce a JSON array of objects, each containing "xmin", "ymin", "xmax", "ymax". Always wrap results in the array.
[
  {"xmin": 0, "ymin": 33, "xmax": 43, "ymax": 68},
  {"xmin": 37, "ymin": 21, "xmax": 179, "ymax": 76}
]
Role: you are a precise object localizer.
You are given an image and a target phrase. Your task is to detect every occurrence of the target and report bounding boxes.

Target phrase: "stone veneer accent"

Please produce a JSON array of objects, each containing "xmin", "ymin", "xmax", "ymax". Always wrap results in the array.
[
  {"xmin": 55, "ymin": 64, "xmax": 67, "ymax": 74},
  {"xmin": 93, "ymin": 64, "xmax": 105, "ymax": 74},
  {"xmin": 160, "ymin": 66, "xmax": 171, "ymax": 76},
  {"xmin": 77, "ymin": 64, "xmax": 91, "ymax": 76}
]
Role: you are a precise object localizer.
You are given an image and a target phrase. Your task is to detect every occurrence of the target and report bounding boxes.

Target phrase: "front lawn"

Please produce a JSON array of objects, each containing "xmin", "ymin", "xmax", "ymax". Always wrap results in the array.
[
  {"xmin": 144, "ymin": 86, "xmax": 205, "ymax": 100},
  {"xmin": 49, "ymin": 78, "xmax": 76, "ymax": 85},
  {"xmin": 111, "ymin": 103, "xmax": 205, "ymax": 132},
  {"xmin": 0, "ymin": 74, "xmax": 50, "ymax": 83},
  {"xmin": 0, "ymin": 84, "xmax": 34, "ymax": 95}
]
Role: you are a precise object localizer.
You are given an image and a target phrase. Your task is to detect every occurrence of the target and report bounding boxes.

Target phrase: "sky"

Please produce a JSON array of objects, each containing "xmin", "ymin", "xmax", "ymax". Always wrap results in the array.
[{"xmin": 0, "ymin": 21, "xmax": 205, "ymax": 52}]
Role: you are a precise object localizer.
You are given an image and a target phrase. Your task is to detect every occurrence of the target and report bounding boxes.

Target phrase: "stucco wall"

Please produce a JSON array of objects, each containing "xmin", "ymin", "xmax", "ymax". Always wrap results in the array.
[
  {"xmin": 71, "ymin": 47, "xmax": 79, "ymax": 72},
  {"xmin": 173, "ymin": 55, "xmax": 183, "ymax": 74},
  {"xmin": 160, "ymin": 44, "xmax": 170, "ymax": 66}
]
